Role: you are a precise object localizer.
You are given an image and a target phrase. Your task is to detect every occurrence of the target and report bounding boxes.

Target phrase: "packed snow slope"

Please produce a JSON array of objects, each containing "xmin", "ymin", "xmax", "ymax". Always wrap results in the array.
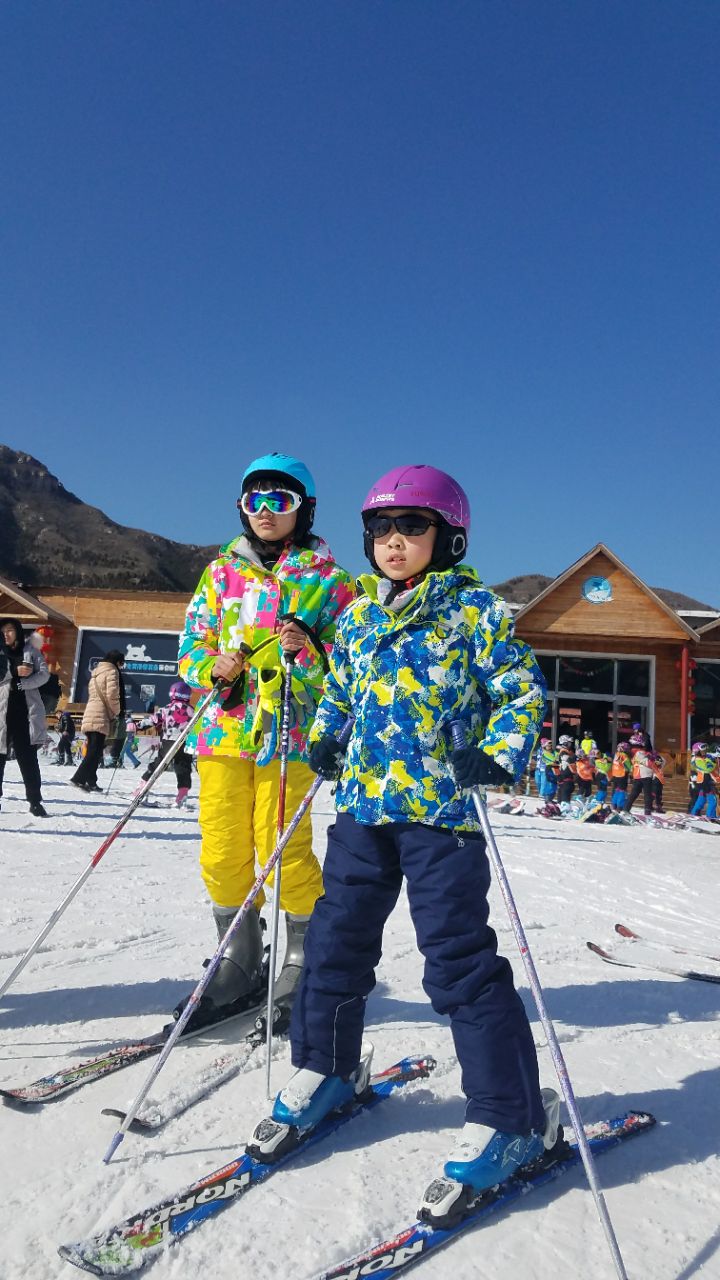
[{"xmin": 1, "ymin": 762, "xmax": 719, "ymax": 1280}]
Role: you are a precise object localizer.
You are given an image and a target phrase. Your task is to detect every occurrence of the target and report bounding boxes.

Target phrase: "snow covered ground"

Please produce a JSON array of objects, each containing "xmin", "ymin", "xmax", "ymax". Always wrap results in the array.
[{"xmin": 1, "ymin": 760, "xmax": 719, "ymax": 1280}]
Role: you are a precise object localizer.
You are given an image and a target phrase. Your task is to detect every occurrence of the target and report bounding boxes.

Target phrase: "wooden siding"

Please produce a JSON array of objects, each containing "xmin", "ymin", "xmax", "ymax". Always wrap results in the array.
[
  {"xmin": 34, "ymin": 588, "xmax": 191, "ymax": 710},
  {"xmin": 517, "ymin": 551, "xmax": 689, "ymax": 641}
]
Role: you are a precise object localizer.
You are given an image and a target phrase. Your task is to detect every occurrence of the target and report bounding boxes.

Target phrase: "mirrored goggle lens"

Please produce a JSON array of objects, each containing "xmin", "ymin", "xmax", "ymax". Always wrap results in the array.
[
  {"xmin": 365, "ymin": 513, "xmax": 438, "ymax": 537},
  {"xmin": 240, "ymin": 489, "xmax": 302, "ymax": 515}
]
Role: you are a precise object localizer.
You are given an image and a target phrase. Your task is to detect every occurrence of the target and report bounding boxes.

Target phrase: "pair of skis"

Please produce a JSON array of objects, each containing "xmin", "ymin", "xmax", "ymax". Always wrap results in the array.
[
  {"xmin": 587, "ymin": 921, "xmax": 720, "ymax": 984},
  {"xmin": 58, "ymin": 1051, "xmax": 655, "ymax": 1278}
]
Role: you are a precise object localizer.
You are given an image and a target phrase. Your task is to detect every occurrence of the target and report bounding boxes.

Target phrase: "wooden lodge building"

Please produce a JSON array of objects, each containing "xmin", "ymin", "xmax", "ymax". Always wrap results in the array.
[{"xmin": 1, "ymin": 543, "xmax": 719, "ymax": 778}]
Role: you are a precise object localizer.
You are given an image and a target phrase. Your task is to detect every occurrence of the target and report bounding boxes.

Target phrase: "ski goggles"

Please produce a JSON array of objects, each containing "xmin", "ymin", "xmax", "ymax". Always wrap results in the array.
[
  {"xmin": 239, "ymin": 488, "xmax": 303, "ymax": 516},
  {"xmin": 364, "ymin": 512, "xmax": 439, "ymax": 538}
]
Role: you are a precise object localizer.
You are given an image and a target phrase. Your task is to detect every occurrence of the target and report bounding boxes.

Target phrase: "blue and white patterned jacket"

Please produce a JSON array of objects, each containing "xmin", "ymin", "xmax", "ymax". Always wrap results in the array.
[{"xmin": 309, "ymin": 567, "xmax": 546, "ymax": 830}]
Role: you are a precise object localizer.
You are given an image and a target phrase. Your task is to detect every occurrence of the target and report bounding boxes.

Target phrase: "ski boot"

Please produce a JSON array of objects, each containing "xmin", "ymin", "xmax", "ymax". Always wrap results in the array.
[
  {"xmin": 172, "ymin": 907, "xmax": 265, "ymax": 1034},
  {"xmin": 246, "ymin": 1042, "xmax": 374, "ymax": 1164},
  {"xmin": 175, "ymin": 787, "xmax": 190, "ymax": 808},
  {"xmin": 272, "ymin": 913, "xmax": 310, "ymax": 1008},
  {"xmin": 418, "ymin": 1088, "xmax": 565, "ymax": 1229}
]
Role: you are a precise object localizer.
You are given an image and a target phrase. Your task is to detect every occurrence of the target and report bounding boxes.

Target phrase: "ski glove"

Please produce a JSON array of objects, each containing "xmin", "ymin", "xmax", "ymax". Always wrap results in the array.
[
  {"xmin": 308, "ymin": 734, "xmax": 346, "ymax": 781},
  {"xmin": 451, "ymin": 746, "xmax": 514, "ymax": 789}
]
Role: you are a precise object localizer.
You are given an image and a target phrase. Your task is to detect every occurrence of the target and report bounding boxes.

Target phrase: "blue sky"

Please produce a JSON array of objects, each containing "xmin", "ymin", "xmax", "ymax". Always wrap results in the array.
[{"xmin": 1, "ymin": 2, "xmax": 718, "ymax": 601}]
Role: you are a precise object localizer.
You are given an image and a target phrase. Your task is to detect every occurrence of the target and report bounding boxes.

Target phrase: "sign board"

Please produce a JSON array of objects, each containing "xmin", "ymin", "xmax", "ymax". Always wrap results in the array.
[{"xmin": 73, "ymin": 629, "xmax": 181, "ymax": 713}]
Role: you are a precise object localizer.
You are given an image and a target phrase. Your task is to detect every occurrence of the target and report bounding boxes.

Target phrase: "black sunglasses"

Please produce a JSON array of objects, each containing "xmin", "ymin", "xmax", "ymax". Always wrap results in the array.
[{"xmin": 365, "ymin": 513, "xmax": 439, "ymax": 538}]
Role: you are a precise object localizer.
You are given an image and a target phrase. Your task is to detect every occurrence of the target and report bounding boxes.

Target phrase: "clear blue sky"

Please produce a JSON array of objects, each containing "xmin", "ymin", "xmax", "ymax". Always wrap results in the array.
[{"xmin": 1, "ymin": 2, "xmax": 718, "ymax": 601}]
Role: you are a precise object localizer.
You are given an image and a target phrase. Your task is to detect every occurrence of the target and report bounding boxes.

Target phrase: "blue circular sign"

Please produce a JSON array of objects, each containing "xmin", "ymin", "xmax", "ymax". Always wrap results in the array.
[{"xmin": 582, "ymin": 576, "xmax": 613, "ymax": 604}]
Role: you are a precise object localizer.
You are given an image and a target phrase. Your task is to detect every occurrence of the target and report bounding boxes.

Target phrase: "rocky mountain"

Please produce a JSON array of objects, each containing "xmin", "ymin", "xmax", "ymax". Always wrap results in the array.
[
  {"xmin": 0, "ymin": 446, "xmax": 218, "ymax": 592},
  {"xmin": 2, "ymin": 446, "xmax": 717, "ymax": 609}
]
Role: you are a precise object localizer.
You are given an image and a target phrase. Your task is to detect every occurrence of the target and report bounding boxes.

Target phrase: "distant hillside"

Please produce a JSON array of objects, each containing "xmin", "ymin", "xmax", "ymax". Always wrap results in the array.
[
  {"xmin": 2, "ymin": 446, "xmax": 717, "ymax": 608},
  {"xmin": 0, "ymin": 446, "xmax": 219, "ymax": 592}
]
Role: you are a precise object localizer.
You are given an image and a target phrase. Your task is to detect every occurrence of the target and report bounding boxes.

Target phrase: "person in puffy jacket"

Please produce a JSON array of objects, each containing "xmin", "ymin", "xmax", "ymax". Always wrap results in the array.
[
  {"xmin": 177, "ymin": 452, "xmax": 355, "ymax": 1028},
  {"xmin": 71, "ymin": 651, "xmax": 125, "ymax": 792},
  {"xmin": 249, "ymin": 465, "xmax": 558, "ymax": 1210},
  {"xmin": 0, "ymin": 618, "xmax": 50, "ymax": 816}
]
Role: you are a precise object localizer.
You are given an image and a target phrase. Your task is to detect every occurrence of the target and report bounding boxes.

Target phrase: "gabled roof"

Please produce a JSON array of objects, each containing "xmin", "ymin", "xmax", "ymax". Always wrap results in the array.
[
  {"xmin": 514, "ymin": 543, "xmax": 699, "ymax": 641},
  {"xmin": 697, "ymin": 614, "xmax": 720, "ymax": 638},
  {"xmin": 0, "ymin": 574, "xmax": 72, "ymax": 625}
]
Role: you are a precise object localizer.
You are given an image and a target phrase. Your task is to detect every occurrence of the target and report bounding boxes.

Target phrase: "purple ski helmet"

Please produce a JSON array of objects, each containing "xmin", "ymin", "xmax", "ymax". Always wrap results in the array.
[
  {"xmin": 691, "ymin": 741, "xmax": 706, "ymax": 753},
  {"xmin": 169, "ymin": 680, "xmax": 191, "ymax": 702},
  {"xmin": 361, "ymin": 465, "xmax": 470, "ymax": 571},
  {"xmin": 629, "ymin": 732, "xmax": 645, "ymax": 747},
  {"xmin": 617, "ymin": 741, "xmax": 630, "ymax": 752}
]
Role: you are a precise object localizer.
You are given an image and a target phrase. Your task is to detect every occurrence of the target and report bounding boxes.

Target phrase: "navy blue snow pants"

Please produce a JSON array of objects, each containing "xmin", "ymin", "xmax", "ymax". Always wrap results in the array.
[{"xmin": 289, "ymin": 813, "xmax": 544, "ymax": 1134}]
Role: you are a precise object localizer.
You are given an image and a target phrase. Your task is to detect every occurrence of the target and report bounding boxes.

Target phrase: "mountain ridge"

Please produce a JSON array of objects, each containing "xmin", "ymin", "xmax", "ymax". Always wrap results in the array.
[{"xmin": 1, "ymin": 446, "xmax": 716, "ymax": 610}]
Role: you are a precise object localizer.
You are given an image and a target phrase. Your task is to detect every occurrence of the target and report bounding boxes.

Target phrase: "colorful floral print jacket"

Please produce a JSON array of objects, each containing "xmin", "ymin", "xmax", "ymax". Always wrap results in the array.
[
  {"xmin": 178, "ymin": 535, "xmax": 355, "ymax": 761},
  {"xmin": 309, "ymin": 567, "xmax": 546, "ymax": 829}
]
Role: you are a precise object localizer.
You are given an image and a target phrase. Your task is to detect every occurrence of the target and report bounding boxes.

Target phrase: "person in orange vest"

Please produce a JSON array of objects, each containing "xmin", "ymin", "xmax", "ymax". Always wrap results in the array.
[
  {"xmin": 575, "ymin": 749, "xmax": 595, "ymax": 799},
  {"xmin": 624, "ymin": 733, "xmax": 655, "ymax": 816},
  {"xmin": 610, "ymin": 742, "xmax": 632, "ymax": 810}
]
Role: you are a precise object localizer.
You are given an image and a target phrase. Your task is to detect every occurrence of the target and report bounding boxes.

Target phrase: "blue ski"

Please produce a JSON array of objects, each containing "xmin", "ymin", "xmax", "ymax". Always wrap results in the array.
[
  {"xmin": 311, "ymin": 1110, "xmax": 656, "ymax": 1280},
  {"xmin": 58, "ymin": 1055, "xmax": 436, "ymax": 1275}
]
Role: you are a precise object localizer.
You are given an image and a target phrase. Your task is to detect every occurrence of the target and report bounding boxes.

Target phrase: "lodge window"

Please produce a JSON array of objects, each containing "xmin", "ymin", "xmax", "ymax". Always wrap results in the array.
[
  {"xmin": 557, "ymin": 656, "xmax": 614, "ymax": 695},
  {"xmin": 615, "ymin": 660, "xmax": 651, "ymax": 697}
]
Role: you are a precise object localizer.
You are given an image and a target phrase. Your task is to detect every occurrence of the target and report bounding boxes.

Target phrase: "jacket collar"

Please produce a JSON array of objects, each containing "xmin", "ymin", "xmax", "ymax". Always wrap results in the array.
[
  {"xmin": 219, "ymin": 533, "xmax": 336, "ymax": 572},
  {"xmin": 357, "ymin": 564, "xmax": 482, "ymax": 619}
]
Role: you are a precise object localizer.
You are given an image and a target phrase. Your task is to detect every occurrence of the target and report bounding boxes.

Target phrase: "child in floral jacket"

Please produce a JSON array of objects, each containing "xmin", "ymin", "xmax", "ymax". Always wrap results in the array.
[{"xmin": 177, "ymin": 452, "xmax": 354, "ymax": 1027}]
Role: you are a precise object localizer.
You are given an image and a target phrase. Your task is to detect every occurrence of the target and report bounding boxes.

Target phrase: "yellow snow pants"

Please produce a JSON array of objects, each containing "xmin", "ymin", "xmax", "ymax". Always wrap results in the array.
[{"xmin": 197, "ymin": 755, "xmax": 323, "ymax": 915}]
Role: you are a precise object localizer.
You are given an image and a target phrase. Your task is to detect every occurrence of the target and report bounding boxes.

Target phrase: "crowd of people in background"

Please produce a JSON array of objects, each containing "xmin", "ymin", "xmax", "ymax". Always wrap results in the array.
[
  {"xmin": 533, "ymin": 726, "xmax": 719, "ymax": 819},
  {"xmin": 534, "ymin": 724, "xmax": 665, "ymax": 817}
]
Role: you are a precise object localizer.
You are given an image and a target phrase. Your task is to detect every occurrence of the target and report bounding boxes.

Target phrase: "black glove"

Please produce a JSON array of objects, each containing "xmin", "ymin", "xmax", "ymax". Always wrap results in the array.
[
  {"xmin": 308, "ymin": 734, "xmax": 346, "ymax": 781},
  {"xmin": 451, "ymin": 746, "xmax": 513, "ymax": 789}
]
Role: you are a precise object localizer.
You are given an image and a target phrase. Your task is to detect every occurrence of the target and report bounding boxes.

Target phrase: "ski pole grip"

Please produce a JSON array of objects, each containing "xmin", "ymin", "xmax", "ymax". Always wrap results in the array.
[{"xmin": 449, "ymin": 720, "xmax": 469, "ymax": 752}]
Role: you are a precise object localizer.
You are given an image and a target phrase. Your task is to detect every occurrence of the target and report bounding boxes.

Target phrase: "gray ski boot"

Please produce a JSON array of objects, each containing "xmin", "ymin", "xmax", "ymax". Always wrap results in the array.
[
  {"xmin": 272, "ymin": 913, "xmax": 310, "ymax": 1009},
  {"xmin": 173, "ymin": 906, "xmax": 265, "ymax": 1032}
]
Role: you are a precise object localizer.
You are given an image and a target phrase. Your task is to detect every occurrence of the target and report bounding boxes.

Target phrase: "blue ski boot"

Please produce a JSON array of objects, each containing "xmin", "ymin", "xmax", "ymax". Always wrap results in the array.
[
  {"xmin": 247, "ymin": 1043, "xmax": 374, "ymax": 1163},
  {"xmin": 418, "ymin": 1088, "xmax": 563, "ymax": 1228}
]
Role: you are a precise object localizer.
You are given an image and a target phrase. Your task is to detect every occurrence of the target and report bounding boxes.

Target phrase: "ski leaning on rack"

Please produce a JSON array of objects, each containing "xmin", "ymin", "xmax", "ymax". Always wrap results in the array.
[
  {"xmin": 58, "ymin": 1055, "xmax": 436, "ymax": 1276},
  {"xmin": 0, "ymin": 1000, "xmax": 270, "ymax": 1107},
  {"xmin": 587, "ymin": 940, "xmax": 720, "ymax": 984},
  {"xmin": 614, "ymin": 922, "xmax": 720, "ymax": 965},
  {"xmin": 310, "ymin": 1110, "xmax": 656, "ymax": 1280}
]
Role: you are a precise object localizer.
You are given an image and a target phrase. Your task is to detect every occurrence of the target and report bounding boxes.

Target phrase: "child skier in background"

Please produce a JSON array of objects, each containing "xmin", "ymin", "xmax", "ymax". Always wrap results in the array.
[
  {"xmin": 178, "ymin": 453, "xmax": 355, "ymax": 1029},
  {"xmin": 624, "ymin": 732, "xmax": 655, "ymax": 816},
  {"xmin": 249, "ymin": 464, "xmax": 560, "ymax": 1223},
  {"xmin": 594, "ymin": 751, "xmax": 611, "ymax": 803},
  {"xmin": 574, "ymin": 749, "xmax": 595, "ymax": 799},
  {"xmin": 689, "ymin": 744, "xmax": 717, "ymax": 819},
  {"xmin": 555, "ymin": 735, "xmax": 577, "ymax": 810},
  {"xmin": 135, "ymin": 682, "xmax": 195, "ymax": 805},
  {"xmin": 56, "ymin": 709, "xmax": 76, "ymax": 765},
  {"xmin": 611, "ymin": 742, "xmax": 632, "ymax": 810}
]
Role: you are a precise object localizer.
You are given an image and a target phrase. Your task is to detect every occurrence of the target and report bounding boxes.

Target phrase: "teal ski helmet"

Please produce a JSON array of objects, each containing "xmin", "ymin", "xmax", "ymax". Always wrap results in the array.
[{"xmin": 239, "ymin": 452, "xmax": 316, "ymax": 542}]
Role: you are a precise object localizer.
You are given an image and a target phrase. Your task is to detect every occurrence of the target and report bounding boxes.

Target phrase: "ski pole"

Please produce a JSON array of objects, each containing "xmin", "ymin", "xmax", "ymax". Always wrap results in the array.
[
  {"xmin": 105, "ymin": 755, "xmax": 121, "ymax": 797},
  {"xmin": 103, "ymin": 715, "xmax": 353, "ymax": 1164},
  {"xmin": 0, "ymin": 682, "xmax": 225, "ymax": 1002},
  {"xmin": 264, "ymin": 651, "xmax": 296, "ymax": 1099},
  {"xmin": 449, "ymin": 721, "xmax": 630, "ymax": 1280}
]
